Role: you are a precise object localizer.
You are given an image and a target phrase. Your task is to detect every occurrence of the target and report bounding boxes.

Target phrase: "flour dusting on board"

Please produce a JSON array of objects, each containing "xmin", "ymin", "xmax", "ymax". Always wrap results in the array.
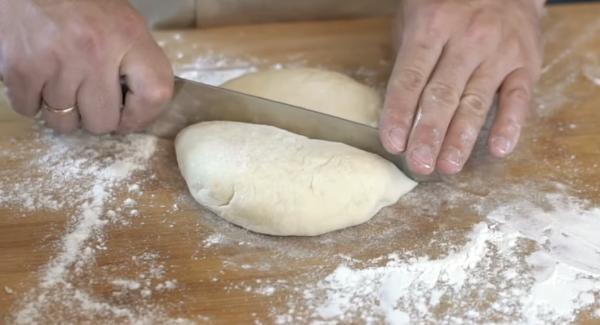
[
  {"xmin": 3, "ymin": 23, "xmax": 600, "ymax": 323},
  {"xmin": 258, "ymin": 188, "xmax": 600, "ymax": 324},
  {"xmin": 1, "ymin": 127, "xmax": 192, "ymax": 324}
]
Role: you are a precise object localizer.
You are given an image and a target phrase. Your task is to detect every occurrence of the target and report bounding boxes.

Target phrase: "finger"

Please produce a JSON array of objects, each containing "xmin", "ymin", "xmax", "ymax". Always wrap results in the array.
[
  {"xmin": 379, "ymin": 33, "xmax": 446, "ymax": 154},
  {"xmin": 488, "ymin": 68, "xmax": 533, "ymax": 158},
  {"xmin": 2, "ymin": 67, "xmax": 44, "ymax": 117},
  {"xmin": 41, "ymin": 69, "xmax": 81, "ymax": 134},
  {"xmin": 119, "ymin": 36, "xmax": 173, "ymax": 133},
  {"xmin": 404, "ymin": 44, "xmax": 484, "ymax": 175},
  {"xmin": 77, "ymin": 67, "xmax": 121, "ymax": 135},
  {"xmin": 436, "ymin": 63, "xmax": 506, "ymax": 174}
]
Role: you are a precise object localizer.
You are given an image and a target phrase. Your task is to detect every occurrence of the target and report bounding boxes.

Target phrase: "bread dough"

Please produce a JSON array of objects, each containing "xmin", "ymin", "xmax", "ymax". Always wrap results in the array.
[
  {"xmin": 176, "ymin": 68, "xmax": 416, "ymax": 236},
  {"xmin": 176, "ymin": 121, "xmax": 417, "ymax": 236},
  {"xmin": 221, "ymin": 68, "xmax": 382, "ymax": 126}
]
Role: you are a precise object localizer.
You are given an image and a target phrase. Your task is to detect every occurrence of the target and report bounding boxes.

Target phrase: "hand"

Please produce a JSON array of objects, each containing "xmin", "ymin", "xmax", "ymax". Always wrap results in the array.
[
  {"xmin": 0, "ymin": 0, "xmax": 174, "ymax": 134},
  {"xmin": 379, "ymin": 0, "xmax": 544, "ymax": 175}
]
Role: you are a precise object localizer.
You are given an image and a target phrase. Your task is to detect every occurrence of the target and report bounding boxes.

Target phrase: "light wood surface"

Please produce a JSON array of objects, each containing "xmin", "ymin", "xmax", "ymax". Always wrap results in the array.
[{"xmin": 1, "ymin": 4, "xmax": 600, "ymax": 324}]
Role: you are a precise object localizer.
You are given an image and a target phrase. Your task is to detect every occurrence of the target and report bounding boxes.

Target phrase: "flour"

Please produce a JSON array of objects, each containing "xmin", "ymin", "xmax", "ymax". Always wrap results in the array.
[
  {"xmin": 265, "ymin": 189, "xmax": 600, "ymax": 324},
  {"xmin": 170, "ymin": 50, "xmax": 261, "ymax": 86},
  {"xmin": 583, "ymin": 65, "xmax": 600, "ymax": 86},
  {"xmin": 112, "ymin": 279, "xmax": 143, "ymax": 291},
  {"xmin": 202, "ymin": 233, "xmax": 226, "ymax": 247},
  {"xmin": 3, "ymin": 21, "xmax": 600, "ymax": 322},
  {"xmin": 535, "ymin": 18, "xmax": 600, "ymax": 117},
  {"xmin": 1, "ymin": 127, "xmax": 193, "ymax": 324}
]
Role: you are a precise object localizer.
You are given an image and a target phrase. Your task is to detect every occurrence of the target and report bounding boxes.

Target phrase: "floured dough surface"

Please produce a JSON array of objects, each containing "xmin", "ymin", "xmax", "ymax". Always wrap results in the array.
[
  {"xmin": 176, "ymin": 121, "xmax": 417, "ymax": 236},
  {"xmin": 221, "ymin": 68, "xmax": 382, "ymax": 126}
]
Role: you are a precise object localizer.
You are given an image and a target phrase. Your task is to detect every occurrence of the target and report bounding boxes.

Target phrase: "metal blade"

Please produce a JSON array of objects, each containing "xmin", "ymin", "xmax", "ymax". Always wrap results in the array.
[{"xmin": 147, "ymin": 77, "xmax": 439, "ymax": 182}]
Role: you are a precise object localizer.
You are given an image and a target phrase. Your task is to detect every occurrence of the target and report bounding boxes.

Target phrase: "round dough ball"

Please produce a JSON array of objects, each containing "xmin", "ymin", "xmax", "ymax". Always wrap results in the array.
[
  {"xmin": 221, "ymin": 68, "xmax": 382, "ymax": 126},
  {"xmin": 176, "ymin": 121, "xmax": 417, "ymax": 236}
]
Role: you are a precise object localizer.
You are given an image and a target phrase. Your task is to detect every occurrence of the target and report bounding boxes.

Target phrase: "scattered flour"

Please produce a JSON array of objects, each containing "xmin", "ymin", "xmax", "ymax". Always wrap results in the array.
[
  {"xmin": 266, "ymin": 191, "xmax": 600, "ymax": 324},
  {"xmin": 256, "ymin": 286, "xmax": 276, "ymax": 297},
  {"xmin": 171, "ymin": 50, "xmax": 260, "ymax": 86},
  {"xmin": 1, "ymin": 127, "xmax": 193, "ymax": 324},
  {"xmin": 202, "ymin": 233, "xmax": 225, "ymax": 247},
  {"xmin": 112, "ymin": 279, "xmax": 142, "ymax": 291},
  {"xmin": 3, "ymin": 20, "xmax": 600, "ymax": 323}
]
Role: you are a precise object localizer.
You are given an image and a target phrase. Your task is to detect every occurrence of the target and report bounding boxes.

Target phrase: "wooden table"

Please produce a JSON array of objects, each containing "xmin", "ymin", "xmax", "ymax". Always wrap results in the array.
[{"xmin": 1, "ymin": 4, "xmax": 600, "ymax": 324}]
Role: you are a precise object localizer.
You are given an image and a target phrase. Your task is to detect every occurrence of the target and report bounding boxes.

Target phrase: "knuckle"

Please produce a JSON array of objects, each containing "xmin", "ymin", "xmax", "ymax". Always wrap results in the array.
[
  {"xmin": 391, "ymin": 67, "xmax": 427, "ymax": 92},
  {"xmin": 506, "ymin": 84, "xmax": 531, "ymax": 104},
  {"xmin": 505, "ymin": 40, "xmax": 522, "ymax": 60},
  {"xmin": 385, "ymin": 115, "xmax": 412, "ymax": 134},
  {"xmin": 70, "ymin": 23, "xmax": 104, "ymax": 57},
  {"xmin": 411, "ymin": 35, "xmax": 441, "ymax": 53},
  {"xmin": 465, "ymin": 12, "xmax": 501, "ymax": 44},
  {"xmin": 460, "ymin": 92, "xmax": 489, "ymax": 119},
  {"xmin": 14, "ymin": 106, "xmax": 38, "ymax": 118},
  {"xmin": 121, "ymin": 13, "xmax": 146, "ymax": 39},
  {"xmin": 5, "ymin": 90, "xmax": 39, "ymax": 117},
  {"xmin": 381, "ymin": 102, "xmax": 414, "ymax": 130},
  {"xmin": 464, "ymin": 25, "xmax": 496, "ymax": 48},
  {"xmin": 12, "ymin": 103, "xmax": 37, "ymax": 117},
  {"xmin": 414, "ymin": 1, "xmax": 458, "ymax": 39},
  {"xmin": 425, "ymin": 82, "xmax": 460, "ymax": 107},
  {"xmin": 5, "ymin": 60, "xmax": 30, "ymax": 81},
  {"xmin": 414, "ymin": 23, "xmax": 444, "ymax": 47},
  {"xmin": 140, "ymin": 79, "xmax": 174, "ymax": 107},
  {"xmin": 420, "ymin": 4, "xmax": 446, "ymax": 31}
]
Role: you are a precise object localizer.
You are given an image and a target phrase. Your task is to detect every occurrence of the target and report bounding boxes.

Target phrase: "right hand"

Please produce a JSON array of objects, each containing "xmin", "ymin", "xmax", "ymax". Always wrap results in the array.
[
  {"xmin": 0, "ymin": 0, "xmax": 174, "ymax": 134},
  {"xmin": 379, "ymin": 0, "xmax": 544, "ymax": 175}
]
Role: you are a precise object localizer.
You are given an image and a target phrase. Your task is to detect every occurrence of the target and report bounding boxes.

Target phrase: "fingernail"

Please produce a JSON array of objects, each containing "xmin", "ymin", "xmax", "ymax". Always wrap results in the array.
[
  {"xmin": 409, "ymin": 145, "xmax": 434, "ymax": 170},
  {"xmin": 491, "ymin": 136, "xmax": 513, "ymax": 156},
  {"xmin": 387, "ymin": 127, "xmax": 406, "ymax": 152},
  {"xmin": 441, "ymin": 147, "xmax": 462, "ymax": 169}
]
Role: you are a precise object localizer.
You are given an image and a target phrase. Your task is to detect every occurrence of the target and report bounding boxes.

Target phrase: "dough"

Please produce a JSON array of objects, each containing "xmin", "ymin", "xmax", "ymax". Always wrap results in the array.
[
  {"xmin": 221, "ymin": 68, "xmax": 382, "ymax": 126},
  {"xmin": 176, "ymin": 121, "xmax": 417, "ymax": 236}
]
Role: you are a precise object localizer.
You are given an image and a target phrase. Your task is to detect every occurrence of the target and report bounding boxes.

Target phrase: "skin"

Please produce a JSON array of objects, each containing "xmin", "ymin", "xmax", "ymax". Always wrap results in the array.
[
  {"xmin": 380, "ymin": 0, "xmax": 546, "ymax": 175},
  {"xmin": 0, "ymin": 0, "xmax": 173, "ymax": 134},
  {"xmin": 1, "ymin": 0, "xmax": 544, "ymax": 176}
]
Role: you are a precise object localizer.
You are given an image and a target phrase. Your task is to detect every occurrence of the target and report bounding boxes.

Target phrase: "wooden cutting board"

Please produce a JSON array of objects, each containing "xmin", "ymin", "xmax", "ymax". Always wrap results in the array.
[{"xmin": 1, "ymin": 4, "xmax": 600, "ymax": 324}]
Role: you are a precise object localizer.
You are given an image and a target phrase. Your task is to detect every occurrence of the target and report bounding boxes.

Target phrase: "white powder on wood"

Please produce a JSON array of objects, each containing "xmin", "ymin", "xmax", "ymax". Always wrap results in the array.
[
  {"xmin": 268, "ymin": 191, "xmax": 600, "ymax": 324},
  {"xmin": 3, "ymin": 37, "xmax": 600, "ymax": 323},
  {"xmin": 1, "ymin": 128, "xmax": 193, "ymax": 324}
]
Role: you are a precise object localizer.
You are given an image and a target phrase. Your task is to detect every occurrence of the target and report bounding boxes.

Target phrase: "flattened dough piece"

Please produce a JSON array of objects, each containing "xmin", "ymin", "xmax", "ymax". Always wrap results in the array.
[
  {"xmin": 176, "ymin": 121, "xmax": 417, "ymax": 236},
  {"xmin": 221, "ymin": 68, "xmax": 382, "ymax": 126}
]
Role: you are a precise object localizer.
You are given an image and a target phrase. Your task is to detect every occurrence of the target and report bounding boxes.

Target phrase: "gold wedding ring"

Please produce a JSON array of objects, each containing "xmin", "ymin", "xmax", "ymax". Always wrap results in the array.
[{"xmin": 42, "ymin": 100, "xmax": 76, "ymax": 115}]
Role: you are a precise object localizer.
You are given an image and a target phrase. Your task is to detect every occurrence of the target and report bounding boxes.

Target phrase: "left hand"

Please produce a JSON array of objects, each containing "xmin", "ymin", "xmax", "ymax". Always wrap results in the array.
[{"xmin": 379, "ymin": 0, "xmax": 544, "ymax": 175}]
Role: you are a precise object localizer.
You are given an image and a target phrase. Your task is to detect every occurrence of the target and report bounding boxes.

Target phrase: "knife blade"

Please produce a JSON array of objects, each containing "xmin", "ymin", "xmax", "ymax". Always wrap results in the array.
[{"xmin": 146, "ymin": 76, "xmax": 440, "ymax": 182}]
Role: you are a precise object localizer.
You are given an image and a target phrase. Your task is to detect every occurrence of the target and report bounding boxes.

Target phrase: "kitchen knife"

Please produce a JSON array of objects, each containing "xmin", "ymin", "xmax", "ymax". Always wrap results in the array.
[{"xmin": 146, "ymin": 76, "xmax": 440, "ymax": 182}]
